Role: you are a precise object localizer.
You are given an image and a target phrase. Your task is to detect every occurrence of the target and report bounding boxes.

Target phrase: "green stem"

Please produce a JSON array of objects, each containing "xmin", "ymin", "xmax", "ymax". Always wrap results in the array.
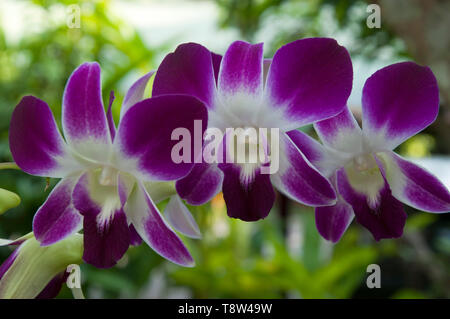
[{"xmin": 0, "ymin": 162, "xmax": 20, "ymax": 170}]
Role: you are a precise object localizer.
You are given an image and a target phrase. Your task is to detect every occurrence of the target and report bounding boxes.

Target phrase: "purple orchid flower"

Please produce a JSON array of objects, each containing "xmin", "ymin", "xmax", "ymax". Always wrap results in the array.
[
  {"xmin": 152, "ymin": 38, "xmax": 353, "ymax": 221},
  {"xmin": 290, "ymin": 62, "xmax": 450, "ymax": 241},
  {"xmin": 9, "ymin": 62, "xmax": 208, "ymax": 268}
]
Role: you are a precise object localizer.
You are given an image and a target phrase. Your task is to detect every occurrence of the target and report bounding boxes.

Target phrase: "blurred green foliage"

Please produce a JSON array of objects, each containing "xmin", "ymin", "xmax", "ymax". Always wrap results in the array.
[{"xmin": 0, "ymin": 0, "xmax": 449, "ymax": 299}]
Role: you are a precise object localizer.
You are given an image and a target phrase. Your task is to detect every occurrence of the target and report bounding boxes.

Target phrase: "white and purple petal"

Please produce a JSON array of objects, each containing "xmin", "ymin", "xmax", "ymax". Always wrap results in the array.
[
  {"xmin": 271, "ymin": 133, "xmax": 337, "ymax": 207},
  {"xmin": 115, "ymin": 95, "xmax": 208, "ymax": 181},
  {"xmin": 62, "ymin": 62, "xmax": 112, "ymax": 161},
  {"xmin": 9, "ymin": 96, "xmax": 80, "ymax": 178},
  {"xmin": 33, "ymin": 177, "xmax": 82, "ymax": 246},
  {"xmin": 72, "ymin": 173, "xmax": 130, "ymax": 268},
  {"xmin": 125, "ymin": 183, "xmax": 194, "ymax": 267},
  {"xmin": 376, "ymin": 151, "xmax": 450, "ymax": 213},
  {"xmin": 218, "ymin": 41, "xmax": 264, "ymax": 98},
  {"xmin": 265, "ymin": 38, "xmax": 353, "ymax": 129},
  {"xmin": 286, "ymin": 129, "xmax": 340, "ymax": 177},
  {"xmin": 362, "ymin": 62, "xmax": 439, "ymax": 150},
  {"xmin": 314, "ymin": 106, "xmax": 363, "ymax": 154},
  {"xmin": 336, "ymin": 167, "xmax": 406, "ymax": 241}
]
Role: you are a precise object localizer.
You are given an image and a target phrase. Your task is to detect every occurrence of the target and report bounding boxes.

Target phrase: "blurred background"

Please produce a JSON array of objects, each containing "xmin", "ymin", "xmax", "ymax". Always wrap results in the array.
[{"xmin": 0, "ymin": 0, "xmax": 449, "ymax": 298}]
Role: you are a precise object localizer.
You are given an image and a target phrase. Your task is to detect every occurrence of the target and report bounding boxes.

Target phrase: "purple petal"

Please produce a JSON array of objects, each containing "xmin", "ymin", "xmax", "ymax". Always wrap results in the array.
[
  {"xmin": 219, "ymin": 163, "xmax": 275, "ymax": 221},
  {"xmin": 315, "ymin": 174, "xmax": 354, "ymax": 243},
  {"xmin": 314, "ymin": 106, "xmax": 363, "ymax": 153},
  {"xmin": 315, "ymin": 202, "xmax": 354, "ymax": 243},
  {"xmin": 72, "ymin": 174, "xmax": 130, "ymax": 268},
  {"xmin": 115, "ymin": 95, "xmax": 208, "ymax": 181},
  {"xmin": 153, "ymin": 43, "xmax": 216, "ymax": 108},
  {"xmin": 121, "ymin": 71, "xmax": 155, "ymax": 119},
  {"xmin": 129, "ymin": 224, "xmax": 142, "ymax": 246},
  {"xmin": 211, "ymin": 52, "xmax": 222, "ymax": 84},
  {"xmin": 176, "ymin": 163, "xmax": 224, "ymax": 205},
  {"xmin": 271, "ymin": 133, "xmax": 337, "ymax": 206},
  {"xmin": 265, "ymin": 38, "xmax": 353, "ymax": 128},
  {"xmin": 362, "ymin": 62, "xmax": 439, "ymax": 150},
  {"xmin": 164, "ymin": 196, "xmax": 201, "ymax": 239},
  {"xmin": 106, "ymin": 90, "xmax": 116, "ymax": 141},
  {"xmin": 62, "ymin": 62, "xmax": 112, "ymax": 160},
  {"xmin": 9, "ymin": 96, "xmax": 78, "ymax": 178},
  {"xmin": 376, "ymin": 151, "xmax": 450, "ymax": 212},
  {"xmin": 36, "ymin": 271, "xmax": 68, "ymax": 299},
  {"xmin": 286, "ymin": 129, "xmax": 337, "ymax": 177},
  {"xmin": 336, "ymin": 168, "xmax": 406, "ymax": 241},
  {"xmin": 218, "ymin": 41, "xmax": 264, "ymax": 98},
  {"xmin": 82, "ymin": 209, "xmax": 130, "ymax": 268},
  {"xmin": 125, "ymin": 184, "xmax": 194, "ymax": 267},
  {"xmin": 33, "ymin": 177, "xmax": 82, "ymax": 246},
  {"xmin": 0, "ymin": 248, "xmax": 19, "ymax": 281}
]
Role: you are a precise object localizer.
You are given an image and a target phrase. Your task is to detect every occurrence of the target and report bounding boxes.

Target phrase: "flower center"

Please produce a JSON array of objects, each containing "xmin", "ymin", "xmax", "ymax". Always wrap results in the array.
[
  {"xmin": 228, "ymin": 127, "xmax": 269, "ymax": 166},
  {"xmin": 352, "ymin": 153, "xmax": 378, "ymax": 173},
  {"xmin": 98, "ymin": 166, "xmax": 119, "ymax": 186},
  {"xmin": 345, "ymin": 153, "xmax": 385, "ymax": 209}
]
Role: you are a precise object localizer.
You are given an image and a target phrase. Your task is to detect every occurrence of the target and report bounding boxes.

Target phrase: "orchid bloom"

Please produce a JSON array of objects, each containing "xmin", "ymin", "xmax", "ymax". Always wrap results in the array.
[
  {"xmin": 152, "ymin": 38, "xmax": 353, "ymax": 221},
  {"xmin": 9, "ymin": 62, "xmax": 208, "ymax": 268},
  {"xmin": 290, "ymin": 62, "xmax": 450, "ymax": 241},
  {"xmin": 0, "ymin": 233, "xmax": 82, "ymax": 299}
]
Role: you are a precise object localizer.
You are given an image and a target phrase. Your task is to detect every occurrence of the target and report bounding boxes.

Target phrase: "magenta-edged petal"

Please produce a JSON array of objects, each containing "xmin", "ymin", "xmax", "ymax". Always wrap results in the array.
[
  {"xmin": 314, "ymin": 106, "xmax": 363, "ymax": 154},
  {"xmin": 33, "ymin": 177, "xmax": 82, "ymax": 246},
  {"xmin": 120, "ymin": 71, "xmax": 155, "ymax": 119},
  {"xmin": 336, "ymin": 168, "xmax": 406, "ymax": 241},
  {"xmin": 36, "ymin": 271, "xmax": 68, "ymax": 299},
  {"xmin": 271, "ymin": 133, "xmax": 336, "ymax": 207},
  {"xmin": 115, "ymin": 95, "xmax": 208, "ymax": 181},
  {"xmin": 129, "ymin": 224, "xmax": 143, "ymax": 246},
  {"xmin": 265, "ymin": 38, "xmax": 353, "ymax": 128},
  {"xmin": 315, "ymin": 202, "xmax": 354, "ymax": 243},
  {"xmin": 315, "ymin": 173, "xmax": 354, "ymax": 243},
  {"xmin": 176, "ymin": 163, "xmax": 224, "ymax": 205},
  {"xmin": 62, "ymin": 62, "xmax": 112, "ymax": 160},
  {"xmin": 125, "ymin": 183, "xmax": 194, "ymax": 267},
  {"xmin": 286, "ymin": 129, "xmax": 338, "ymax": 177},
  {"xmin": 72, "ymin": 174, "xmax": 130, "ymax": 268},
  {"xmin": 219, "ymin": 163, "xmax": 275, "ymax": 221},
  {"xmin": 218, "ymin": 41, "xmax": 264, "ymax": 98},
  {"xmin": 376, "ymin": 151, "xmax": 450, "ymax": 213},
  {"xmin": 106, "ymin": 91, "xmax": 116, "ymax": 141},
  {"xmin": 153, "ymin": 43, "xmax": 216, "ymax": 108},
  {"xmin": 0, "ymin": 248, "xmax": 19, "ymax": 280},
  {"xmin": 211, "ymin": 52, "xmax": 222, "ymax": 84},
  {"xmin": 362, "ymin": 62, "xmax": 439, "ymax": 150},
  {"xmin": 9, "ymin": 96, "xmax": 79, "ymax": 178},
  {"xmin": 164, "ymin": 196, "xmax": 201, "ymax": 239}
]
